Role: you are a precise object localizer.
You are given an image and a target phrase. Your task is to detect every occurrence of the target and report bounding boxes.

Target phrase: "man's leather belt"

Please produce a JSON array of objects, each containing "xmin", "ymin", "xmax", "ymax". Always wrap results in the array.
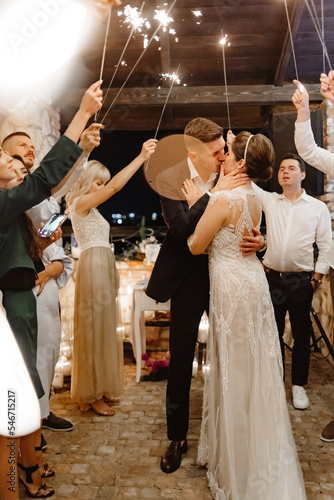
[{"xmin": 263, "ymin": 265, "xmax": 312, "ymax": 278}]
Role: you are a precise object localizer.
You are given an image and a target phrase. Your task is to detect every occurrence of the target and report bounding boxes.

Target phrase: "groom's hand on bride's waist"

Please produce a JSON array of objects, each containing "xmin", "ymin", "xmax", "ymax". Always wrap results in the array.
[{"xmin": 240, "ymin": 228, "xmax": 265, "ymax": 256}]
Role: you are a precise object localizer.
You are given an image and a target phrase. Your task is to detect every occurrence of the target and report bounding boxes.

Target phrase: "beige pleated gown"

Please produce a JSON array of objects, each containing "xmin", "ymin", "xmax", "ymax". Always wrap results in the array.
[{"xmin": 70, "ymin": 198, "xmax": 123, "ymax": 409}]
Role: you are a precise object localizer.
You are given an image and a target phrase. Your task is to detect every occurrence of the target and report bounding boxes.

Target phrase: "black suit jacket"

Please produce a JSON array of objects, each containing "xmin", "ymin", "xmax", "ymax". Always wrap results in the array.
[{"xmin": 146, "ymin": 160, "xmax": 211, "ymax": 302}]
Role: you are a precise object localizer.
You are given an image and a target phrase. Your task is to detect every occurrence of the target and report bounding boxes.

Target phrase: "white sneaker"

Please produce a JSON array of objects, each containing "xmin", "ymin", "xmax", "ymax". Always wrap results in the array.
[{"xmin": 292, "ymin": 385, "xmax": 309, "ymax": 410}]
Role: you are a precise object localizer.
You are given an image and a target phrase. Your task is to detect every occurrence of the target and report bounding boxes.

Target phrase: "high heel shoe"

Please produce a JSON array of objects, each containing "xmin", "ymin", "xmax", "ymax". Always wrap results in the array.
[
  {"xmin": 35, "ymin": 444, "xmax": 55, "ymax": 478},
  {"xmin": 41, "ymin": 464, "xmax": 55, "ymax": 478},
  {"xmin": 18, "ymin": 463, "xmax": 54, "ymax": 498},
  {"xmin": 90, "ymin": 399, "xmax": 115, "ymax": 416}
]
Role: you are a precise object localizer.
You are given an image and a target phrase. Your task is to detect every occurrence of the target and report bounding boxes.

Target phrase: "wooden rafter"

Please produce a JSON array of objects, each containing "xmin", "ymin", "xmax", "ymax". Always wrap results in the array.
[{"xmin": 61, "ymin": 84, "xmax": 322, "ymax": 108}]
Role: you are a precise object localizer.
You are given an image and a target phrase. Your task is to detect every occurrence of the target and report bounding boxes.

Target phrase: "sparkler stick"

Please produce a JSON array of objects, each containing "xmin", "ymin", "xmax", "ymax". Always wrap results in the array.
[
  {"xmin": 154, "ymin": 64, "xmax": 181, "ymax": 139},
  {"xmin": 283, "ymin": 0, "xmax": 299, "ymax": 82},
  {"xmin": 96, "ymin": 2, "xmax": 146, "ymax": 122},
  {"xmin": 95, "ymin": 5, "xmax": 113, "ymax": 121},
  {"xmin": 220, "ymin": 29, "xmax": 231, "ymax": 131},
  {"xmin": 321, "ymin": 0, "xmax": 325, "ymax": 73},
  {"xmin": 100, "ymin": 0, "xmax": 178, "ymax": 124},
  {"xmin": 304, "ymin": 0, "xmax": 332, "ymax": 71},
  {"xmin": 308, "ymin": 0, "xmax": 327, "ymax": 73}
]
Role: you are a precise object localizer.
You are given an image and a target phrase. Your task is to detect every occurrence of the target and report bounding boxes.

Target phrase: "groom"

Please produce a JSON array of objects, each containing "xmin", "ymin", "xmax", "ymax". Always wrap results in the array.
[{"xmin": 146, "ymin": 118, "xmax": 263, "ymax": 473}]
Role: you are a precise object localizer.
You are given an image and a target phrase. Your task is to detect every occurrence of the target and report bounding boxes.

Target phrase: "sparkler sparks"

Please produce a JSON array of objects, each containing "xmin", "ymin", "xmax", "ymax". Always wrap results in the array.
[
  {"xmin": 219, "ymin": 35, "xmax": 227, "ymax": 46},
  {"xmin": 154, "ymin": 9, "xmax": 174, "ymax": 32},
  {"xmin": 122, "ymin": 5, "xmax": 145, "ymax": 30},
  {"xmin": 161, "ymin": 72, "xmax": 181, "ymax": 85}
]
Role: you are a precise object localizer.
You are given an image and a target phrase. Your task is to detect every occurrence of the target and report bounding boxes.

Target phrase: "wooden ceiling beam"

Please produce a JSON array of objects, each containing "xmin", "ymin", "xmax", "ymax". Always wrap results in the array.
[
  {"xmin": 274, "ymin": 0, "xmax": 305, "ymax": 86},
  {"xmin": 60, "ymin": 84, "xmax": 322, "ymax": 108}
]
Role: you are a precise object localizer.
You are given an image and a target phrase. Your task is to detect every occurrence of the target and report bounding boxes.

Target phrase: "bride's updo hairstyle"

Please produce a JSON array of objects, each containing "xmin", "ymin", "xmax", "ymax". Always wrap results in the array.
[
  {"xmin": 232, "ymin": 131, "xmax": 274, "ymax": 182},
  {"xmin": 66, "ymin": 160, "xmax": 111, "ymax": 209}
]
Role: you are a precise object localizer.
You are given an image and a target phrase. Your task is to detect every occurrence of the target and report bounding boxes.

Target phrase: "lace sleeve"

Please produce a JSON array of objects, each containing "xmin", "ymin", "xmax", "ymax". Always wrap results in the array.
[
  {"xmin": 210, "ymin": 190, "xmax": 237, "ymax": 209},
  {"xmin": 209, "ymin": 190, "xmax": 229, "ymax": 207}
]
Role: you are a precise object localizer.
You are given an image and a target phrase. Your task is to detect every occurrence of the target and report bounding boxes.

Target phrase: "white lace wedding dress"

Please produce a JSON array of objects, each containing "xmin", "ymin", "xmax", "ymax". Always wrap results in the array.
[{"xmin": 197, "ymin": 188, "xmax": 306, "ymax": 500}]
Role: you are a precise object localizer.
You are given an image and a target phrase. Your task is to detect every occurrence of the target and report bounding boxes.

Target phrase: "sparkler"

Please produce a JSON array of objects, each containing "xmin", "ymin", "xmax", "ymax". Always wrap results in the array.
[
  {"xmin": 304, "ymin": 0, "xmax": 332, "ymax": 71},
  {"xmin": 161, "ymin": 72, "xmax": 181, "ymax": 85},
  {"xmin": 100, "ymin": 0, "xmax": 178, "ymax": 125},
  {"xmin": 220, "ymin": 29, "xmax": 231, "ymax": 131},
  {"xmin": 96, "ymin": 2, "xmax": 146, "ymax": 122},
  {"xmin": 154, "ymin": 65, "xmax": 181, "ymax": 139},
  {"xmin": 321, "ymin": 0, "xmax": 325, "ymax": 73},
  {"xmin": 95, "ymin": 4, "xmax": 112, "ymax": 120},
  {"xmin": 154, "ymin": 9, "xmax": 174, "ymax": 32},
  {"xmin": 283, "ymin": 0, "xmax": 299, "ymax": 82}
]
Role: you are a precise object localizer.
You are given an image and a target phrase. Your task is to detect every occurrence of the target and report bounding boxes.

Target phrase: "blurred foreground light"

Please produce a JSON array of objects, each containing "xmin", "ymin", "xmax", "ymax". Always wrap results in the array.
[
  {"xmin": 0, "ymin": 309, "xmax": 40, "ymax": 436},
  {"xmin": 0, "ymin": 0, "xmax": 87, "ymax": 93}
]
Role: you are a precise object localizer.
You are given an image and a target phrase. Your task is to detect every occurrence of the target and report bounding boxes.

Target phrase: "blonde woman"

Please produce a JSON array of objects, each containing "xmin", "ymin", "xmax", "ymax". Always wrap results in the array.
[{"xmin": 67, "ymin": 139, "xmax": 157, "ymax": 416}]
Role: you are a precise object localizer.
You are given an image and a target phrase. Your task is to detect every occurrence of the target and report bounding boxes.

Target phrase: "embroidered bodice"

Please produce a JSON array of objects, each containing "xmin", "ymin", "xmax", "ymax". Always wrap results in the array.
[{"xmin": 70, "ymin": 198, "xmax": 110, "ymax": 248}]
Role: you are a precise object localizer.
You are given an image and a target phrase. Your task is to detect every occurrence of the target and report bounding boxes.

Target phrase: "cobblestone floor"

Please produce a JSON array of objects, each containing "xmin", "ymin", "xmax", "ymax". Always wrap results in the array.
[{"xmin": 20, "ymin": 348, "xmax": 334, "ymax": 500}]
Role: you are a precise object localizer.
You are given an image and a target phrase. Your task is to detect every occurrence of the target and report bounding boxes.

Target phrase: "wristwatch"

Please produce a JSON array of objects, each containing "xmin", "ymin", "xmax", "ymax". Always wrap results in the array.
[{"xmin": 311, "ymin": 277, "xmax": 322, "ymax": 286}]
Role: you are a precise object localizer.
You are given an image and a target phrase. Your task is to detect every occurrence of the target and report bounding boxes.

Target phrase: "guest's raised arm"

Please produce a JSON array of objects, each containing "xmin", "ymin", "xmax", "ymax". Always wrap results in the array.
[
  {"xmin": 292, "ymin": 80, "xmax": 310, "ymax": 123},
  {"xmin": 72, "ymin": 139, "xmax": 157, "ymax": 216},
  {"xmin": 320, "ymin": 71, "xmax": 334, "ymax": 103},
  {"xmin": 64, "ymin": 80, "xmax": 103, "ymax": 144},
  {"xmin": 293, "ymin": 77, "xmax": 334, "ymax": 176}
]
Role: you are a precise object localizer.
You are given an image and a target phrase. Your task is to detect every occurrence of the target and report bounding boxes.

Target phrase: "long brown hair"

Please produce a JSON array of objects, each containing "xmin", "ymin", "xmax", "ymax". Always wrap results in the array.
[
  {"xmin": 21, "ymin": 213, "xmax": 43, "ymax": 262},
  {"xmin": 15, "ymin": 156, "xmax": 43, "ymax": 262}
]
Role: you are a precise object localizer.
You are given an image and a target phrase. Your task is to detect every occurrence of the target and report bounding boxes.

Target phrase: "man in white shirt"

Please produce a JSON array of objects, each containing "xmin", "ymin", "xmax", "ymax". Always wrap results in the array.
[
  {"xmin": 253, "ymin": 153, "xmax": 332, "ymax": 411},
  {"xmin": 292, "ymin": 73, "xmax": 334, "ymax": 440}
]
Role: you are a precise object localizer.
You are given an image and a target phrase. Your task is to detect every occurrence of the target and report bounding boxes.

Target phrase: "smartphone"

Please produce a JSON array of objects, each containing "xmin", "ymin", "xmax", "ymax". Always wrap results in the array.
[{"xmin": 38, "ymin": 213, "xmax": 68, "ymax": 238}]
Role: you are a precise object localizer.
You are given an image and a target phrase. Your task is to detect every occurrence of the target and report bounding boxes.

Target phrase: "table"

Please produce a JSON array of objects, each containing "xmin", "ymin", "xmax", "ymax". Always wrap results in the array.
[{"xmin": 130, "ymin": 279, "xmax": 170, "ymax": 382}]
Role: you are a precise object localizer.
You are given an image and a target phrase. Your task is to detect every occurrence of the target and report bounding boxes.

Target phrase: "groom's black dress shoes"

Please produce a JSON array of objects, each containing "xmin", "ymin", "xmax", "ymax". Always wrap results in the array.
[{"xmin": 160, "ymin": 440, "xmax": 188, "ymax": 474}]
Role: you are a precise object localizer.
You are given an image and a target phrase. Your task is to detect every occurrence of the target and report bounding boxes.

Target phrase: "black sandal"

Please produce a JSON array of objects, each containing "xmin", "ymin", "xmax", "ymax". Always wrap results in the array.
[
  {"xmin": 35, "ymin": 444, "xmax": 55, "ymax": 478},
  {"xmin": 18, "ymin": 463, "xmax": 54, "ymax": 498}
]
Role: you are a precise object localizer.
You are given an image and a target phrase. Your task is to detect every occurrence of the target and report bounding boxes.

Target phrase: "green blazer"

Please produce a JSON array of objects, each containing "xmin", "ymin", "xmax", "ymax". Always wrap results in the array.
[{"xmin": 0, "ymin": 135, "xmax": 82, "ymax": 280}]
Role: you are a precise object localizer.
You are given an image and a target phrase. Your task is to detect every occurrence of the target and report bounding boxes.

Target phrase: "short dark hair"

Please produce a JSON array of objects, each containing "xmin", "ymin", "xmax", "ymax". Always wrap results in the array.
[
  {"xmin": 2, "ymin": 131, "xmax": 31, "ymax": 148},
  {"xmin": 184, "ymin": 118, "xmax": 223, "ymax": 143},
  {"xmin": 280, "ymin": 153, "xmax": 305, "ymax": 172}
]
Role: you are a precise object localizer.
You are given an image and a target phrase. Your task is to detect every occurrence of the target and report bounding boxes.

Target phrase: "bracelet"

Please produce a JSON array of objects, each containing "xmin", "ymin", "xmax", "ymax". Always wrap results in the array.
[{"xmin": 311, "ymin": 277, "xmax": 322, "ymax": 285}]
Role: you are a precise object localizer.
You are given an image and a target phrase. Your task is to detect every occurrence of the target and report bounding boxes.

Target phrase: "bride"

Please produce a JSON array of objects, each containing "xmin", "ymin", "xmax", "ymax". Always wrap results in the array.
[{"xmin": 187, "ymin": 131, "xmax": 306, "ymax": 499}]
